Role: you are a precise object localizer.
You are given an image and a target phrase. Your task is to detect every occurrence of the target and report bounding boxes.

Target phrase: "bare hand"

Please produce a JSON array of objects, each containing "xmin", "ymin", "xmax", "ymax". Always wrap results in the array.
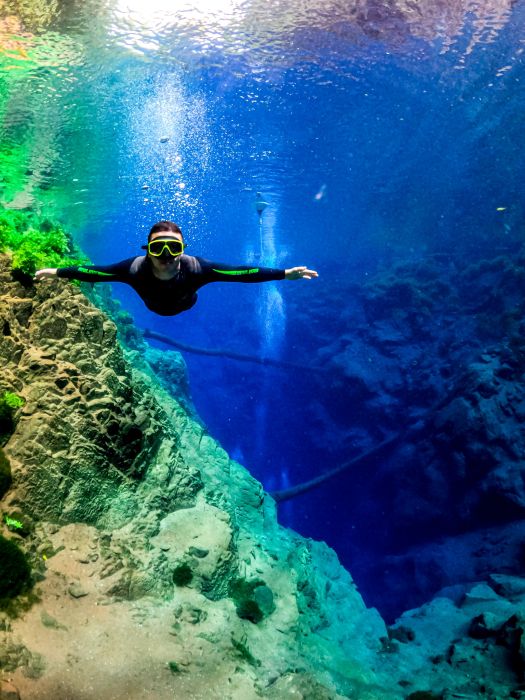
[
  {"xmin": 284, "ymin": 266, "xmax": 318, "ymax": 280},
  {"xmin": 33, "ymin": 268, "xmax": 58, "ymax": 281}
]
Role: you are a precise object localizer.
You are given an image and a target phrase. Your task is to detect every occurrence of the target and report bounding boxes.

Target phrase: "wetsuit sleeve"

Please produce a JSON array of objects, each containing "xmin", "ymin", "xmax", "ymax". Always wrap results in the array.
[
  {"xmin": 56, "ymin": 259, "xmax": 132, "ymax": 283},
  {"xmin": 196, "ymin": 258, "xmax": 285, "ymax": 284}
]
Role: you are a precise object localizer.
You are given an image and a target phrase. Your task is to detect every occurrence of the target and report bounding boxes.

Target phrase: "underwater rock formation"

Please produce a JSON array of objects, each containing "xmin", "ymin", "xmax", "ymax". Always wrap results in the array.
[
  {"xmin": 0, "ymin": 252, "xmax": 389, "ymax": 698},
  {"xmin": 2, "ymin": 252, "xmax": 525, "ymax": 698}
]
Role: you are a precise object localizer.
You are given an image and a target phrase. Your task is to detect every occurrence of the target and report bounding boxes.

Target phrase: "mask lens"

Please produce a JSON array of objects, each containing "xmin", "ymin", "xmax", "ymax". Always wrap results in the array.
[
  {"xmin": 148, "ymin": 241, "xmax": 165, "ymax": 256},
  {"xmin": 148, "ymin": 239, "xmax": 183, "ymax": 256},
  {"xmin": 166, "ymin": 240, "xmax": 183, "ymax": 255}
]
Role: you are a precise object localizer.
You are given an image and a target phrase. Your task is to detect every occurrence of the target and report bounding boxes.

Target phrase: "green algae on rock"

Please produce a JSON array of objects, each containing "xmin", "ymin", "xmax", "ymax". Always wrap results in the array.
[
  {"xmin": 3, "ymin": 511, "xmax": 33, "ymax": 537},
  {"xmin": 0, "ymin": 392, "xmax": 24, "ymax": 445},
  {"xmin": 0, "ymin": 208, "xmax": 86, "ymax": 277}
]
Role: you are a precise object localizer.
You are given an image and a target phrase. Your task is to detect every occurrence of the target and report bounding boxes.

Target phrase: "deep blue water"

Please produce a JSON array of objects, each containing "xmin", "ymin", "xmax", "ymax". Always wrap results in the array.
[{"xmin": 2, "ymin": 0, "xmax": 525, "ymax": 616}]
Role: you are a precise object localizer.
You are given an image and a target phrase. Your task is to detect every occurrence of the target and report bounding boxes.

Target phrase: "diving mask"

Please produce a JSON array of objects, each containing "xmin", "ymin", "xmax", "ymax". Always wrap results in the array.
[{"xmin": 142, "ymin": 238, "xmax": 185, "ymax": 257}]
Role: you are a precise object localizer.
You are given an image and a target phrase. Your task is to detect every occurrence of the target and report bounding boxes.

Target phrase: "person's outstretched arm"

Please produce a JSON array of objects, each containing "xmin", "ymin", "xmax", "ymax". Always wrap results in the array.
[
  {"xmin": 196, "ymin": 258, "xmax": 318, "ymax": 284},
  {"xmin": 34, "ymin": 259, "xmax": 134, "ymax": 283}
]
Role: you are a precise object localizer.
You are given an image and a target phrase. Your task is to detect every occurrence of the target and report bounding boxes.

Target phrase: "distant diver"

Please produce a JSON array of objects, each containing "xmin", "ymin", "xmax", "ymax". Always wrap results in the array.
[
  {"xmin": 254, "ymin": 192, "xmax": 268, "ymax": 222},
  {"xmin": 254, "ymin": 192, "xmax": 269, "ymax": 260},
  {"xmin": 33, "ymin": 220, "xmax": 318, "ymax": 316}
]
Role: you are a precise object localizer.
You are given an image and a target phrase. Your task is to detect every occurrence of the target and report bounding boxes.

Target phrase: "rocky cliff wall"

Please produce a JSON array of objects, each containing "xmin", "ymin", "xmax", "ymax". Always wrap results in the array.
[
  {"xmin": 3, "ymin": 254, "xmax": 525, "ymax": 700},
  {"xmin": 0, "ymin": 254, "xmax": 389, "ymax": 699}
]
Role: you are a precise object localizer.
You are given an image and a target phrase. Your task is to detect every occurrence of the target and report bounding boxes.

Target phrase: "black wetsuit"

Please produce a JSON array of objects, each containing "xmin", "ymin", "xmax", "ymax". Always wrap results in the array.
[{"xmin": 57, "ymin": 255, "xmax": 286, "ymax": 316}]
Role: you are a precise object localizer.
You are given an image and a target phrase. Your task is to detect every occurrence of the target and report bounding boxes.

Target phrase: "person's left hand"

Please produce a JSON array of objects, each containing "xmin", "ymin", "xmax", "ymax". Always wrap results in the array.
[{"xmin": 285, "ymin": 266, "xmax": 318, "ymax": 280}]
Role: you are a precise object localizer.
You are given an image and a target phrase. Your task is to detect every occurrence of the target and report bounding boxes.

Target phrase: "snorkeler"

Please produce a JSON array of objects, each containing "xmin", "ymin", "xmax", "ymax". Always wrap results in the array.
[{"xmin": 33, "ymin": 220, "xmax": 318, "ymax": 316}]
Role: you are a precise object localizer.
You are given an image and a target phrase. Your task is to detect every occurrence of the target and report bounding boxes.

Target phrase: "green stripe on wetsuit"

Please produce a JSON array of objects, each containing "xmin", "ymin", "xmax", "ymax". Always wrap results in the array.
[
  {"xmin": 212, "ymin": 268, "xmax": 260, "ymax": 275},
  {"xmin": 77, "ymin": 267, "xmax": 115, "ymax": 277}
]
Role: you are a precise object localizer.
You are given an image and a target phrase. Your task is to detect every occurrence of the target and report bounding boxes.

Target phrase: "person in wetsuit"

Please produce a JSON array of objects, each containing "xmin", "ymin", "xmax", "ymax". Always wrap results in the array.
[{"xmin": 33, "ymin": 220, "xmax": 318, "ymax": 316}]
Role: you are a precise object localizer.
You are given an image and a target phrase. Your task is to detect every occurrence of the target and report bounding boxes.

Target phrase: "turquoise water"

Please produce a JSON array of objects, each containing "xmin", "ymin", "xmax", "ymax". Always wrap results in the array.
[{"xmin": 1, "ymin": 0, "xmax": 525, "ymax": 620}]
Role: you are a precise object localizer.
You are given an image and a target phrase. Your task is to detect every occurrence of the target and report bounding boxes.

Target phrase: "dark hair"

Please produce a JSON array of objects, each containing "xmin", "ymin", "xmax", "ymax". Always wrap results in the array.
[{"xmin": 148, "ymin": 221, "xmax": 183, "ymax": 242}]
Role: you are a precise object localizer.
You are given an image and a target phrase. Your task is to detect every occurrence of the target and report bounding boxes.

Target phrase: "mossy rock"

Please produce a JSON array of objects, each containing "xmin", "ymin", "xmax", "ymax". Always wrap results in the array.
[
  {"xmin": 0, "ymin": 206, "xmax": 88, "ymax": 277},
  {"xmin": 0, "ymin": 535, "xmax": 31, "ymax": 599},
  {"xmin": 228, "ymin": 578, "xmax": 275, "ymax": 624},
  {"xmin": 0, "ymin": 447, "xmax": 12, "ymax": 499},
  {"xmin": 11, "ymin": 227, "xmax": 83, "ymax": 277}
]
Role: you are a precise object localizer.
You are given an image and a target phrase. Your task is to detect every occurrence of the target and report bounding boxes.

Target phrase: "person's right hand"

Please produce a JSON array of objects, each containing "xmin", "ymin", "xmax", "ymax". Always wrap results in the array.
[{"xmin": 33, "ymin": 268, "xmax": 58, "ymax": 281}]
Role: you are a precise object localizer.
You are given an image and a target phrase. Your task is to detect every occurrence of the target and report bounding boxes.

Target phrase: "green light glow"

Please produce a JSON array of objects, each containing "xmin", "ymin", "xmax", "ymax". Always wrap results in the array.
[{"xmin": 4, "ymin": 515, "xmax": 23, "ymax": 530}]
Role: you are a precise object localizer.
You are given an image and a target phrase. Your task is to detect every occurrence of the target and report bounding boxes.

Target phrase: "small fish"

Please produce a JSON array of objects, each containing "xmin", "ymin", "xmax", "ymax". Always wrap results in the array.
[
  {"xmin": 160, "ymin": 136, "xmax": 170, "ymax": 143},
  {"xmin": 496, "ymin": 207, "xmax": 506, "ymax": 211}
]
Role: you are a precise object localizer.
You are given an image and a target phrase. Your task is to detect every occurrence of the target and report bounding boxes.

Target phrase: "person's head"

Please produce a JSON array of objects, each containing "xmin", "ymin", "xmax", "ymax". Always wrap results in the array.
[
  {"xmin": 142, "ymin": 221, "xmax": 185, "ymax": 268},
  {"xmin": 147, "ymin": 220, "xmax": 183, "ymax": 244}
]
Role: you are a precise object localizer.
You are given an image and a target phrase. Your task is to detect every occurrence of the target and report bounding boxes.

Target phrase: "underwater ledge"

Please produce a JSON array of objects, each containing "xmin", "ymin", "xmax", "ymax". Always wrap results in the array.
[{"xmin": 0, "ymin": 252, "xmax": 525, "ymax": 700}]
